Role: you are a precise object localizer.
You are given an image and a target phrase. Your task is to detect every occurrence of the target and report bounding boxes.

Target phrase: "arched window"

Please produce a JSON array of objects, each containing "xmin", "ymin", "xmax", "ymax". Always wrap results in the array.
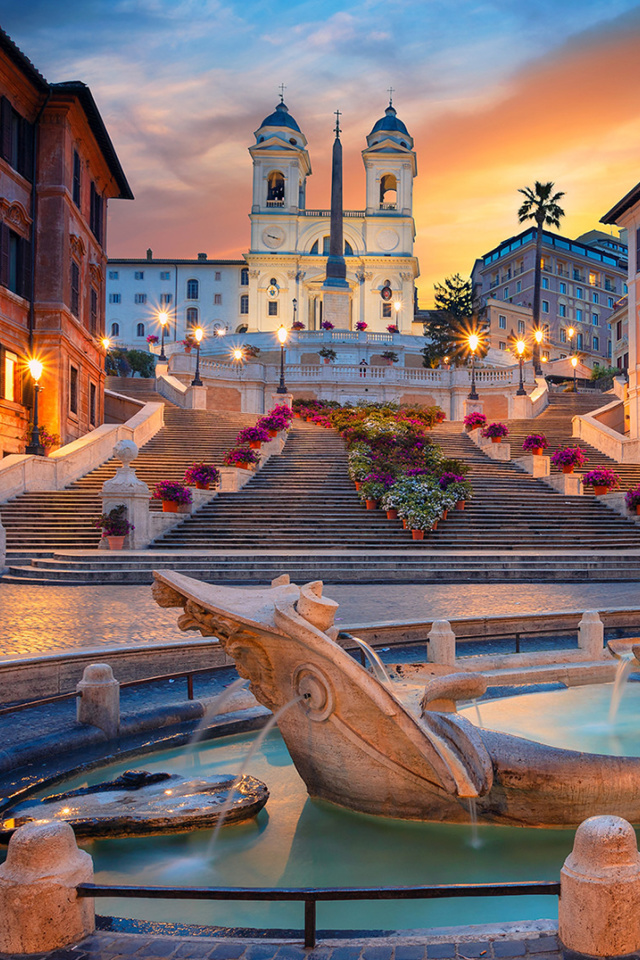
[
  {"xmin": 380, "ymin": 174, "xmax": 397, "ymax": 208},
  {"xmin": 186, "ymin": 278, "xmax": 199, "ymax": 300},
  {"xmin": 236, "ymin": 323, "xmax": 249, "ymax": 334},
  {"xmin": 345, "ymin": 240, "xmax": 353, "ymax": 256},
  {"xmin": 322, "ymin": 235, "xmax": 353, "ymax": 255},
  {"xmin": 240, "ymin": 295, "xmax": 249, "ymax": 315},
  {"xmin": 267, "ymin": 170, "xmax": 285, "ymax": 203},
  {"xmin": 186, "ymin": 307, "xmax": 199, "ymax": 326},
  {"xmin": 241, "ymin": 267, "xmax": 249, "ymax": 286},
  {"xmin": 110, "ymin": 322, "xmax": 120, "ymax": 337},
  {"xmin": 136, "ymin": 322, "xmax": 145, "ymax": 337},
  {"xmin": 310, "ymin": 240, "xmax": 319, "ymax": 255}
]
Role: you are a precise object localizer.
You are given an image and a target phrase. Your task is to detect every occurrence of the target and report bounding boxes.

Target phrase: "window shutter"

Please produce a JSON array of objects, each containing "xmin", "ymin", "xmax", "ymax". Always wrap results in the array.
[
  {"xmin": 0, "ymin": 224, "xmax": 9, "ymax": 288},
  {"xmin": 18, "ymin": 117, "xmax": 33, "ymax": 180},
  {"xmin": 0, "ymin": 97, "xmax": 12, "ymax": 162}
]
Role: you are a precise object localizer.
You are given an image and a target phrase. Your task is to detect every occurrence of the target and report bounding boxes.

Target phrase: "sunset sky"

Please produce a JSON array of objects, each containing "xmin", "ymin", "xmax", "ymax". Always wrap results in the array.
[{"xmin": 2, "ymin": 0, "xmax": 640, "ymax": 306}]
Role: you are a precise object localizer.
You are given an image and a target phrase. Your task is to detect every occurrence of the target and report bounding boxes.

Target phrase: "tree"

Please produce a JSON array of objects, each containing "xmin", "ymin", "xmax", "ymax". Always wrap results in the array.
[
  {"xmin": 421, "ymin": 274, "xmax": 486, "ymax": 367},
  {"xmin": 517, "ymin": 181, "xmax": 565, "ymax": 374},
  {"xmin": 127, "ymin": 349, "xmax": 156, "ymax": 378}
]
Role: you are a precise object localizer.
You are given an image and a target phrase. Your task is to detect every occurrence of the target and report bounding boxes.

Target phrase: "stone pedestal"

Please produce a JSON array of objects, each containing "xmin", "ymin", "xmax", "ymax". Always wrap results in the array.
[
  {"xmin": 478, "ymin": 439, "xmax": 511, "ymax": 461},
  {"xmin": 541, "ymin": 472, "xmax": 584, "ymax": 496},
  {"xmin": 322, "ymin": 289, "xmax": 351, "ymax": 328},
  {"xmin": 0, "ymin": 821, "xmax": 95, "ymax": 954},
  {"xmin": 271, "ymin": 392, "xmax": 293, "ymax": 411},
  {"xmin": 100, "ymin": 440, "xmax": 151, "ymax": 549},
  {"xmin": 559, "ymin": 816, "xmax": 640, "ymax": 959},
  {"xmin": 578, "ymin": 610, "xmax": 604, "ymax": 659},
  {"xmin": 463, "ymin": 399, "xmax": 484, "ymax": 421},
  {"xmin": 190, "ymin": 384, "xmax": 208, "ymax": 409},
  {"xmin": 512, "ymin": 455, "xmax": 551, "ymax": 478},
  {"xmin": 154, "ymin": 362, "xmax": 169, "ymax": 378},
  {"xmin": 600, "ymin": 491, "xmax": 640, "ymax": 522},
  {"xmin": 77, "ymin": 663, "xmax": 120, "ymax": 737},
  {"xmin": 428, "ymin": 619, "xmax": 456, "ymax": 666}
]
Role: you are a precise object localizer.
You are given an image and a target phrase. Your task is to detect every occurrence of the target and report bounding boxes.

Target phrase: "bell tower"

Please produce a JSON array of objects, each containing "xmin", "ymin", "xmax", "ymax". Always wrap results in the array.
[
  {"xmin": 362, "ymin": 99, "xmax": 416, "ymax": 218},
  {"xmin": 249, "ymin": 99, "xmax": 311, "ymax": 235}
]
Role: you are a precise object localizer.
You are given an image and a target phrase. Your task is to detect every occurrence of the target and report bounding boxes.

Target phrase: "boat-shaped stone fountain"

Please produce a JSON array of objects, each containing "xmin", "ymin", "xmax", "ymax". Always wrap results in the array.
[{"xmin": 152, "ymin": 570, "xmax": 640, "ymax": 828}]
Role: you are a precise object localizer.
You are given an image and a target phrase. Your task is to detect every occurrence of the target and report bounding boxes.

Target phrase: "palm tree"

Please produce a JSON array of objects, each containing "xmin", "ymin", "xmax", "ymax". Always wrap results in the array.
[{"xmin": 517, "ymin": 181, "xmax": 565, "ymax": 374}]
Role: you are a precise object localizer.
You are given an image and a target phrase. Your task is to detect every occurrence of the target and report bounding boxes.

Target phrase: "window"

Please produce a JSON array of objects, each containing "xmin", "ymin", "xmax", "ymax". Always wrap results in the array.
[
  {"xmin": 215, "ymin": 271, "xmax": 221, "ymax": 281},
  {"xmin": 186, "ymin": 279, "xmax": 199, "ymax": 300},
  {"xmin": 542, "ymin": 300, "xmax": 549, "ymax": 313},
  {"xmin": 134, "ymin": 293, "xmax": 147, "ymax": 304},
  {"xmin": 89, "ymin": 182, "xmax": 103, "ymax": 244},
  {"xmin": 617, "ymin": 321, "xmax": 623, "ymax": 340},
  {"xmin": 589, "ymin": 272, "xmax": 599, "ymax": 286},
  {"xmin": 160, "ymin": 271, "xmax": 170, "ymax": 280},
  {"xmin": 559, "ymin": 303, "xmax": 567, "ymax": 317},
  {"xmin": 516, "ymin": 280, "xmax": 521, "ymax": 293},
  {"xmin": 90, "ymin": 288, "xmax": 98, "ymax": 336},
  {"xmin": 517, "ymin": 320, "xmax": 525, "ymax": 334},
  {"xmin": 382, "ymin": 303, "xmax": 392, "ymax": 318},
  {"xmin": 542, "ymin": 351, "xmax": 549, "ymax": 361},
  {"xmin": 186, "ymin": 307, "xmax": 198, "ymax": 325},
  {"xmin": 136, "ymin": 322, "xmax": 145, "ymax": 337},
  {"xmin": 608, "ymin": 341, "xmax": 612, "ymax": 357},
  {"xmin": 575, "ymin": 286, "xmax": 583, "ymax": 299},
  {"xmin": 267, "ymin": 170, "xmax": 285, "ymax": 203},
  {"xmin": 134, "ymin": 271, "xmax": 144, "ymax": 280},
  {"xmin": 109, "ymin": 293, "xmax": 121, "ymax": 304},
  {"xmin": 108, "ymin": 270, "xmax": 119, "ymax": 280},
  {"xmin": 559, "ymin": 282, "xmax": 566, "ymax": 294},
  {"xmin": 241, "ymin": 267, "xmax": 249, "ymax": 286},
  {"xmin": 593, "ymin": 313, "xmax": 599, "ymax": 326},
  {"xmin": 498, "ymin": 315, "xmax": 507, "ymax": 329},
  {"xmin": 592, "ymin": 292, "xmax": 599, "ymax": 304},
  {"xmin": 593, "ymin": 336, "xmax": 599, "ymax": 351},
  {"xmin": 608, "ymin": 297, "xmax": 615, "ymax": 309},
  {"xmin": 268, "ymin": 301, "xmax": 278, "ymax": 316},
  {"xmin": 560, "ymin": 328, "xmax": 566, "ymax": 343},
  {"xmin": 573, "ymin": 268, "xmax": 581, "ymax": 280},
  {"xmin": 69, "ymin": 365, "xmax": 78, "ymax": 415},
  {"xmin": 379, "ymin": 173, "xmax": 397, "ymax": 207},
  {"xmin": 160, "ymin": 293, "xmax": 172, "ymax": 305},
  {"xmin": 214, "ymin": 293, "xmax": 222, "ymax": 305},
  {"xmin": 499, "ymin": 341, "xmax": 506, "ymax": 350},
  {"xmin": 2, "ymin": 349, "xmax": 17, "ymax": 402},
  {"xmin": 576, "ymin": 308, "xmax": 583, "ymax": 322},
  {"xmin": 0, "ymin": 225, "xmax": 29, "ymax": 298},
  {"xmin": 0, "ymin": 97, "xmax": 33, "ymax": 180},
  {"xmin": 240, "ymin": 294, "xmax": 249, "ymax": 315},
  {"xmin": 577, "ymin": 333, "xmax": 583, "ymax": 349},
  {"xmin": 73, "ymin": 150, "xmax": 81, "ymax": 208},
  {"xmin": 89, "ymin": 383, "xmax": 96, "ymax": 426},
  {"xmin": 541, "ymin": 277, "xmax": 549, "ymax": 289},
  {"xmin": 71, "ymin": 261, "xmax": 80, "ymax": 317},
  {"xmin": 503, "ymin": 287, "xmax": 509, "ymax": 299},
  {"xmin": 110, "ymin": 321, "xmax": 120, "ymax": 337}
]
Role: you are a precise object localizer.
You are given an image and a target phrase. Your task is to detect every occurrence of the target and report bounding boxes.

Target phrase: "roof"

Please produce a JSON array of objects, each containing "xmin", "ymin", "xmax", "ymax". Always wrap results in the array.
[
  {"xmin": 601, "ymin": 181, "xmax": 640, "ymax": 224},
  {"xmin": 258, "ymin": 102, "xmax": 301, "ymax": 133},
  {"xmin": 108, "ymin": 258, "xmax": 246, "ymax": 265},
  {"xmin": 0, "ymin": 27, "xmax": 48, "ymax": 92},
  {"xmin": 479, "ymin": 226, "xmax": 627, "ymax": 271},
  {"xmin": 369, "ymin": 105, "xmax": 409, "ymax": 137}
]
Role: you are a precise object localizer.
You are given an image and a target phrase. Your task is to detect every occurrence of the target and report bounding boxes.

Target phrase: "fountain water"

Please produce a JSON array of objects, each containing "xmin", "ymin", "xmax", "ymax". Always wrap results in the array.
[
  {"xmin": 352, "ymin": 636, "xmax": 393, "ymax": 684},
  {"xmin": 609, "ymin": 654, "xmax": 636, "ymax": 725},
  {"xmin": 181, "ymin": 677, "xmax": 250, "ymax": 769}
]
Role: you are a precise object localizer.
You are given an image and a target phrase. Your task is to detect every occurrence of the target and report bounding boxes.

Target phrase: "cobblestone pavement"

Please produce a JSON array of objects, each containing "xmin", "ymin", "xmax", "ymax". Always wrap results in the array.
[
  {"xmin": 1, "ymin": 581, "xmax": 638, "ymax": 660},
  {"xmin": 0, "ymin": 930, "xmax": 564, "ymax": 960}
]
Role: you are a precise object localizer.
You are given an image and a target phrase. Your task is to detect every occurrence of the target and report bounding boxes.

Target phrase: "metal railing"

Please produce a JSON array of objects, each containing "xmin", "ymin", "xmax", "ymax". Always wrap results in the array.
[{"xmin": 76, "ymin": 880, "xmax": 561, "ymax": 948}]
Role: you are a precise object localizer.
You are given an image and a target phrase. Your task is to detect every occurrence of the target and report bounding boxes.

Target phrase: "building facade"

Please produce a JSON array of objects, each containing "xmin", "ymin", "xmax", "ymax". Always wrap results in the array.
[
  {"xmin": 0, "ymin": 29, "xmax": 132, "ymax": 455},
  {"xmin": 106, "ymin": 100, "xmax": 420, "ymax": 348},
  {"xmin": 472, "ymin": 227, "xmax": 628, "ymax": 369}
]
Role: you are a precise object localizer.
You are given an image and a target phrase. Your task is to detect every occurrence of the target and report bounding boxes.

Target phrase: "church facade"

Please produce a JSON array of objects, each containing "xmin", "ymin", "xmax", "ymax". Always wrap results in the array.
[{"xmin": 106, "ymin": 99, "xmax": 420, "ymax": 347}]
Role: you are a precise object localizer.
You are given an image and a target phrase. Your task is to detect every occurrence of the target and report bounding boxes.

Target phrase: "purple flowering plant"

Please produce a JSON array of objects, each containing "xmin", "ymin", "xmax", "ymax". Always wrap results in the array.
[
  {"xmin": 95, "ymin": 504, "xmax": 134, "ymax": 537},
  {"xmin": 235, "ymin": 425, "xmax": 270, "ymax": 445},
  {"xmin": 581, "ymin": 469, "xmax": 620, "ymax": 489},
  {"xmin": 438, "ymin": 472, "xmax": 466, "ymax": 490},
  {"xmin": 522, "ymin": 434, "xmax": 548, "ymax": 452},
  {"xmin": 463, "ymin": 412, "xmax": 486, "ymax": 430},
  {"xmin": 321, "ymin": 320, "xmax": 335, "ymax": 330},
  {"xmin": 355, "ymin": 321, "xmax": 368, "ymax": 331},
  {"xmin": 550, "ymin": 447, "xmax": 588, "ymax": 470},
  {"xmin": 222, "ymin": 447, "xmax": 261, "ymax": 467},
  {"xmin": 152, "ymin": 481, "xmax": 193, "ymax": 505},
  {"xmin": 625, "ymin": 486, "xmax": 640, "ymax": 510},
  {"xmin": 183, "ymin": 463, "xmax": 221, "ymax": 487},
  {"xmin": 482, "ymin": 422, "xmax": 509, "ymax": 439}
]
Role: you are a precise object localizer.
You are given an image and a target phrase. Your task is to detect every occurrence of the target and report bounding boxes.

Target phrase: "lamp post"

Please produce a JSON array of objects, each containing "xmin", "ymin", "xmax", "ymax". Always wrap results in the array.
[
  {"xmin": 158, "ymin": 311, "xmax": 169, "ymax": 362},
  {"xmin": 393, "ymin": 300, "xmax": 401, "ymax": 330},
  {"xmin": 516, "ymin": 338, "xmax": 526, "ymax": 395},
  {"xmin": 191, "ymin": 327, "xmax": 203, "ymax": 386},
  {"xmin": 25, "ymin": 358, "xmax": 45, "ymax": 456},
  {"xmin": 101, "ymin": 337, "xmax": 110, "ymax": 373},
  {"xmin": 571, "ymin": 355, "xmax": 578, "ymax": 391},
  {"xmin": 533, "ymin": 328, "xmax": 543, "ymax": 375},
  {"xmin": 276, "ymin": 325, "xmax": 288, "ymax": 394},
  {"xmin": 467, "ymin": 333, "xmax": 479, "ymax": 400},
  {"xmin": 232, "ymin": 347, "xmax": 244, "ymax": 380},
  {"xmin": 292, "ymin": 298, "xmax": 298, "ymax": 327}
]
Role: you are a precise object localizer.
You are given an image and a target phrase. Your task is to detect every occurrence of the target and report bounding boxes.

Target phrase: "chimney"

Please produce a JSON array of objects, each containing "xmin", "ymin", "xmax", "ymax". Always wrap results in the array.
[
  {"xmin": 146, "ymin": 248, "xmax": 153, "ymax": 261},
  {"xmin": 197, "ymin": 252, "xmax": 207, "ymax": 260}
]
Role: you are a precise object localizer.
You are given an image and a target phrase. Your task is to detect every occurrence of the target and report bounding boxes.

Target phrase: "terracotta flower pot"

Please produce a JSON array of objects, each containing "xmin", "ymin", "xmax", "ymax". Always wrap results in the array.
[
  {"xmin": 442, "ymin": 509, "xmax": 448, "ymax": 520},
  {"xmin": 162, "ymin": 501, "xmax": 179, "ymax": 512},
  {"xmin": 195, "ymin": 481, "xmax": 210, "ymax": 490},
  {"xmin": 237, "ymin": 463, "xmax": 250, "ymax": 470},
  {"xmin": 432, "ymin": 520, "xmax": 438, "ymax": 531},
  {"xmin": 593, "ymin": 485, "xmax": 609, "ymax": 495},
  {"xmin": 386, "ymin": 507, "xmax": 398, "ymax": 520},
  {"xmin": 249, "ymin": 441, "xmax": 261, "ymax": 449},
  {"xmin": 365, "ymin": 499, "xmax": 377, "ymax": 510},
  {"xmin": 355, "ymin": 481, "xmax": 362, "ymax": 491},
  {"xmin": 491, "ymin": 437, "xmax": 502, "ymax": 444},
  {"xmin": 531, "ymin": 447, "xmax": 544, "ymax": 456},
  {"xmin": 635, "ymin": 505, "xmax": 640, "ymax": 515},
  {"xmin": 411, "ymin": 529, "xmax": 424, "ymax": 540},
  {"xmin": 402, "ymin": 519, "xmax": 408, "ymax": 529},
  {"xmin": 268, "ymin": 430, "xmax": 278, "ymax": 439},
  {"xmin": 562, "ymin": 465, "xmax": 575, "ymax": 474},
  {"xmin": 108, "ymin": 536, "xmax": 125, "ymax": 550},
  {"xmin": 455, "ymin": 500, "xmax": 466, "ymax": 511}
]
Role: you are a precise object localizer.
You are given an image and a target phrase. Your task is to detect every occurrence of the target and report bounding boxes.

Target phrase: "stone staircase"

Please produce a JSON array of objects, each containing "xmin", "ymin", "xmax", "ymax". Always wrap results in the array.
[{"xmin": 105, "ymin": 376, "xmax": 171, "ymax": 406}]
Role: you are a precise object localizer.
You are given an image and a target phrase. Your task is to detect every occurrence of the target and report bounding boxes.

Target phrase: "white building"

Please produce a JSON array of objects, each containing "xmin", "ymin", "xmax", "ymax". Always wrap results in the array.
[{"xmin": 106, "ymin": 99, "xmax": 420, "ymax": 348}]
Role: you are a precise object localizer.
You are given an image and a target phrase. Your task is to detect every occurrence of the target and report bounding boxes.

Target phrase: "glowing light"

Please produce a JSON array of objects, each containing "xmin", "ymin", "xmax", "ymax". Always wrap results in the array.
[
  {"xmin": 516, "ymin": 339, "xmax": 526, "ymax": 356},
  {"xmin": 571, "ymin": 356, "xmax": 578, "ymax": 368},
  {"xmin": 393, "ymin": 300, "xmax": 402, "ymax": 313},
  {"xmin": 468, "ymin": 333, "xmax": 479, "ymax": 353},
  {"xmin": 158, "ymin": 311, "xmax": 169, "ymax": 326},
  {"xmin": 568, "ymin": 327, "xmax": 575, "ymax": 338},
  {"xmin": 232, "ymin": 348, "xmax": 244, "ymax": 361},
  {"xmin": 534, "ymin": 329, "xmax": 543, "ymax": 344},
  {"xmin": 215, "ymin": 327, "xmax": 225, "ymax": 337},
  {"xmin": 443, "ymin": 356, "xmax": 449, "ymax": 364},
  {"xmin": 541, "ymin": 356, "xmax": 548, "ymax": 363},
  {"xmin": 194, "ymin": 327, "xmax": 204, "ymax": 343},
  {"xmin": 277, "ymin": 325, "xmax": 288, "ymax": 345},
  {"xmin": 101, "ymin": 337, "xmax": 110, "ymax": 350},
  {"xmin": 27, "ymin": 358, "xmax": 43, "ymax": 382}
]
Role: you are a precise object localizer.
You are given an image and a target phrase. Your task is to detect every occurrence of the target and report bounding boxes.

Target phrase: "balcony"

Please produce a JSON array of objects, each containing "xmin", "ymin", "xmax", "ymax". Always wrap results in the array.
[
  {"xmin": 379, "ymin": 202, "xmax": 397, "ymax": 211},
  {"xmin": 605, "ymin": 282, "xmax": 616, "ymax": 292},
  {"xmin": 266, "ymin": 199, "xmax": 284, "ymax": 208}
]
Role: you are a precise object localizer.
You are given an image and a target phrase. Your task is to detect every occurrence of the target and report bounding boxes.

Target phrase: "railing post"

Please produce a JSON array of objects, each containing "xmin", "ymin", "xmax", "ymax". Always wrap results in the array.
[
  {"xmin": 187, "ymin": 673, "xmax": 194, "ymax": 700},
  {"xmin": 304, "ymin": 898, "xmax": 317, "ymax": 948}
]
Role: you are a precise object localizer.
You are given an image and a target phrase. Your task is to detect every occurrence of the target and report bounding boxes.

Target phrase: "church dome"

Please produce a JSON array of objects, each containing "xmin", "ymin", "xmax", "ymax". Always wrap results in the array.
[
  {"xmin": 259, "ymin": 102, "xmax": 301, "ymax": 133},
  {"xmin": 369, "ymin": 104, "xmax": 409, "ymax": 137}
]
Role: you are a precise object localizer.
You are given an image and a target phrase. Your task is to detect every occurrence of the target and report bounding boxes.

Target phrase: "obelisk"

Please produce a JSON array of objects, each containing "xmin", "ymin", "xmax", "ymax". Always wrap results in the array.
[{"xmin": 322, "ymin": 110, "xmax": 350, "ymax": 327}]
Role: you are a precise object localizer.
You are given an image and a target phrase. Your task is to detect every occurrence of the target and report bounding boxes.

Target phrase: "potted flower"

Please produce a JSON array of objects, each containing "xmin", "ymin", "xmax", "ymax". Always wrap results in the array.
[
  {"xmin": 180, "ymin": 336, "xmax": 195, "ymax": 354},
  {"xmin": 625, "ymin": 486, "xmax": 640, "ymax": 515},
  {"xmin": 321, "ymin": 320, "xmax": 335, "ymax": 330},
  {"xmin": 359, "ymin": 472, "xmax": 395, "ymax": 510},
  {"xmin": 581, "ymin": 468, "xmax": 620, "ymax": 495},
  {"xmin": 146, "ymin": 334, "xmax": 159, "ymax": 345},
  {"xmin": 319, "ymin": 347, "xmax": 337, "ymax": 364},
  {"xmin": 463, "ymin": 412, "xmax": 486, "ymax": 432},
  {"xmin": 404, "ymin": 500, "xmax": 441, "ymax": 540},
  {"xmin": 152, "ymin": 480, "xmax": 193, "ymax": 513},
  {"xmin": 387, "ymin": 324, "xmax": 399, "ymax": 334},
  {"xmin": 183, "ymin": 463, "xmax": 221, "ymax": 490},
  {"xmin": 235, "ymin": 425, "xmax": 270, "ymax": 449},
  {"xmin": 550, "ymin": 447, "xmax": 588, "ymax": 474},
  {"xmin": 245, "ymin": 345, "xmax": 261, "ymax": 359},
  {"xmin": 223, "ymin": 447, "xmax": 261, "ymax": 470},
  {"xmin": 291, "ymin": 321, "xmax": 305, "ymax": 330},
  {"xmin": 94, "ymin": 504, "xmax": 134, "ymax": 550},
  {"xmin": 482, "ymin": 422, "xmax": 509, "ymax": 444},
  {"xmin": 438, "ymin": 472, "xmax": 473, "ymax": 510},
  {"xmin": 355, "ymin": 321, "xmax": 368, "ymax": 331},
  {"xmin": 381, "ymin": 350, "xmax": 399, "ymax": 366},
  {"xmin": 24, "ymin": 424, "xmax": 61, "ymax": 455},
  {"xmin": 523, "ymin": 434, "xmax": 548, "ymax": 456}
]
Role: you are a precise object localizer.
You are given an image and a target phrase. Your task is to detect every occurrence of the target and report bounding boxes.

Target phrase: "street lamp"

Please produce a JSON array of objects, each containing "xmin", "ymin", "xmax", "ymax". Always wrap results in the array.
[
  {"xmin": 516, "ymin": 338, "xmax": 526, "ymax": 395},
  {"xmin": 393, "ymin": 300, "xmax": 402, "ymax": 329},
  {"xmin": 292, "ymin": 298, "xmax": 298, "ymax": 326},
  {"xmin": 101, "ymin": 337, "xmax": 110, "ymax": 373},
  {"xmin": 25, "ymin": 358, "xmax": 45, "ymax": 456},
  {"xmin": 276, "ymin": 325, "xmax": 288, "ymax": 394},
  {"xmin": 467, "ymin": 333, "xmax": 479, "ymax": 400},
  {"xmin": 191, "ymin": 327, "xmax": 204, "ymax": 386},
  {"xmin": 571, "ymin": 355, "xmax": 578, "ymax": 391},
  {"xmin": 533, "ymin": 328, "xmax": 543, "ymax": 375},
  {"xmin": 158, "ymin": 310, "xmax": 169, "ymax": 362}
]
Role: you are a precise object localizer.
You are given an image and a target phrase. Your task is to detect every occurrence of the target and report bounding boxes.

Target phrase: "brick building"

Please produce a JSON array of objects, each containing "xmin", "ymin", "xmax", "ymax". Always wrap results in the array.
[{"xmin": 0, "ymin": 29, "xmax": 132, "ymax": 456}]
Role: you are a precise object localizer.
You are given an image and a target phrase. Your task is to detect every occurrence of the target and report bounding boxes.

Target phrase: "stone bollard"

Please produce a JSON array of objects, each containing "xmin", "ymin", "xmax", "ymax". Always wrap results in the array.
[
  {"xmin": 578, "ymin": 610, "xmax": 604, "ymax": 659},
  {"xmin": 427, "ymin": 619, "xmax": 456, "ymax": 666},
  {"xmin": 0, "ymin": 820, "xmax": 95, "ymax": 954},
  {"xmin": 77, "ymin": 663, "xmax": 120, "ymax": 737},
  {"xmin": 559, "ymin": 815, "xmax": 640, "ymax": 959}
]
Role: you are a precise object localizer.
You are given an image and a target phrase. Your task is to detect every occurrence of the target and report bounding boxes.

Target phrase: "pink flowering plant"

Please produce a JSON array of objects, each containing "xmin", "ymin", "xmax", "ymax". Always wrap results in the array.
[
  {"xmin": 355, "ymin": 321, "xmax": 368, "ymax": 331},
  {"xmin": 522, "ymin": 434, "xmax": 548, "ymax": 452},
  {"xmin": 235, "ymin": 425, "xmax": 270, "ymax": 445},
  {"xmin": 95, "ymin": 504, "xmax": 134, "ymax": 537},
  {"xmin": 146, "ymin": 334, "xmax": 159, "ymax": 344},
  {"xmin": 183, "ymin": 463, "xmax": 221, "ymax": 487},
  {"xmin": 321, "ymin": 320, "xmax": 335, "ymax": 330},
  {"xmin": 625, "ymin": 486, "xmax": 640, "ymax": 510},
  {"xmin": 550, "ymin": 447, "xmax": 588, "ymax": 470},
  {"xmin": 482, "ymin": 422, "xmax": 509, "ymax": 440},
  {"xmin": 386, "ymin": 324, "xmax": 399, "ymax": 334},
  {"xmin": 222, "ymin": 447, "xmax": 261, "ymax": 467},
  {"xmin": 581, "ymin": 469, "xmax": 620, "ymax": 490},
  {"xmin": 359, "ymin": 471, "xmax": 396, "ymax": 502},
  {"xmin": 258, "ymin": 406, "xmax": 292, "ymax": 433},
  {"xmin": 463, "ymin": 412, "xmax": 486, "ymax": 430},
  {"xmin": 291, "ymin": 321, "xmax": 305, "ymax": 330},
  {"xmin": 152, "ymin": 481, "xmax": 193, "ymax": 505}
]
